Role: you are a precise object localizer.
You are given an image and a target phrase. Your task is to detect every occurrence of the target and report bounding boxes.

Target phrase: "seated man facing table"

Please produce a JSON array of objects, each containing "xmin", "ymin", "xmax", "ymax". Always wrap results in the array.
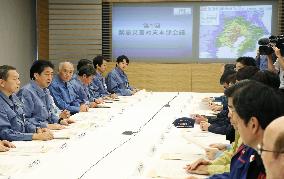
[
  {"xmin": 186, "ymin": 80, "xmax": 284, "ymax": 179},
  {"xmin": 0, "ymin": 65, "xmax": 53, "ymax": 141},
  {"xmin": 71, "ymin": 65, "xmax": 97, "ymax": 108},
  {"xmin": 49, "ymin": 62, "xmax": 89, "ymax": 114},
  {"xmin": 92, "ymin": 55, "xmax": 118, "ymax": 100},
  {"xmin": 74, "ymin": 58, "xmax": 104, "ymax": 104},
  {"xmin": 106, "ymin": 55, "xmax": 139, "ymax": 96},
  {"xmin": 18, "ymin": 60, "xmax": 74, "ymax": 131}
]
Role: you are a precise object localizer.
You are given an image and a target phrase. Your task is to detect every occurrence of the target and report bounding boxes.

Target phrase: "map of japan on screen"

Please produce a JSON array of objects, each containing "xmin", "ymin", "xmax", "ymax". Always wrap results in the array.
[{"xmin": 199, "ymin": 5, "xmax": 272, "ymax": 59}]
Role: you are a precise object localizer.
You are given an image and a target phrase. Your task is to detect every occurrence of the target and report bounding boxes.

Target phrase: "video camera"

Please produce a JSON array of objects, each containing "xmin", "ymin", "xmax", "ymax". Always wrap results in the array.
[{"xmin": 258, "ymin": 35, "xmax": 284, "ymax": 56}]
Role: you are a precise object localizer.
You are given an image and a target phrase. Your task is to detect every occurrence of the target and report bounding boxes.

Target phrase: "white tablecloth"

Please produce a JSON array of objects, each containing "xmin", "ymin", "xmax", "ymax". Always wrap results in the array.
[{"xmin": 1, "ymin": 91, "xmax": 227, "ymax": 179}]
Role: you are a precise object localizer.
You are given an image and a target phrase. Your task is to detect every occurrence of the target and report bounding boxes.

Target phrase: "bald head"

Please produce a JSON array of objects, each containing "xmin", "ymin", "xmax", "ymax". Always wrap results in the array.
[
  {"xmin": 262, "ymin": 116, "xmax": 284, "ymax": 179},
  {"xmin": 265, "ymin": 116, "xmax": 284, "ymax": 156},
  {"xmin": 266, "ymin": 116, "xmax": 284, "ymax": 132},
  {"xmin": 58, "ymin": 62, "xmax": 74, "ymax": 82}
]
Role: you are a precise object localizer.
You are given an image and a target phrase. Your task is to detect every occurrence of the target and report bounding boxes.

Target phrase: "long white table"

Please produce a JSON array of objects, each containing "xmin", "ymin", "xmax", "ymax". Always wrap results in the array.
[{"xmin": 0, "ymin": 91, "xmax": 227, "ymax": 179}]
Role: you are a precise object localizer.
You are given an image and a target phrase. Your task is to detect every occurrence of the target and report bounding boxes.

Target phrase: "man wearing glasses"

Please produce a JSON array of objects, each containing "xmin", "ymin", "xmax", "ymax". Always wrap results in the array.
[
  {"xmin": 186, "ymin": 80, "xmax": 284, "ymax": 179},
  {"xmin": 260, "ymin": 116, "xmax": 284, "ymax": 179},
  {"xmin": 230, "ymin": 80, "xmax": 284, "ymax": 179}
]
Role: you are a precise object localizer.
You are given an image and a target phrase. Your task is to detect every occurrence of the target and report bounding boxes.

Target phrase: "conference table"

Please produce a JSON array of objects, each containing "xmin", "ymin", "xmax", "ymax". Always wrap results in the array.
[{"xmin": 0, "ymin": 91, "xmax": 228, "ymax": 179}]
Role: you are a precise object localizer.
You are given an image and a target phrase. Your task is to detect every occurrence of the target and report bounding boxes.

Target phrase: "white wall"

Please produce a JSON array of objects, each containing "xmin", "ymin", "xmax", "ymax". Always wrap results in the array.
[{"xmin": 0, "ymin": 0, "xmax": 36, "ymax": 84}]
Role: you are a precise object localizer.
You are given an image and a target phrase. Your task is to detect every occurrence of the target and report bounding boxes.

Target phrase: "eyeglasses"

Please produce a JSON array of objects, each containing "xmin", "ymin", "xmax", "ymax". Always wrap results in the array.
[{"xmin": 257, "ymin": 144, "xmax": 284, "ymax": 155}]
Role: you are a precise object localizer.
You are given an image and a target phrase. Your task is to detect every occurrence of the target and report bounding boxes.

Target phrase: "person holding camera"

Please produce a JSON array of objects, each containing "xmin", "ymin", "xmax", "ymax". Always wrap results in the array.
[
  {"xmin": 267, "ymin": 46, "xmax": 284, "ymax": 92},
  {"xmin": 256, "ymin": 37, "xmax": 277, "ymax": 71},
  {"xmin": 255, "ymin": 50, "xmax": 268, "ymax": 71}
]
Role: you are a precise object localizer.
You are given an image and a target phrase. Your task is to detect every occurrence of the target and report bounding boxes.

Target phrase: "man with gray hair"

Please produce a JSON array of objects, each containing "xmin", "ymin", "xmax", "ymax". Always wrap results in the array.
[
  {"xmin": 261, "ymin": 116, "xmax": 284, "ymax": 179},
  {"xmin": 49, "ymin": 62, "xmax": 88, "ymax": 114}
]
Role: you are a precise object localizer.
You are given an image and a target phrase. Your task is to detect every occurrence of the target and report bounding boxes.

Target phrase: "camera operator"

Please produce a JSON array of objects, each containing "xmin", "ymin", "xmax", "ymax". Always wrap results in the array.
[
  {"xmin": 255, "ymin": 50, "xmax": 268, "ymax": 70},
  {"xmin": 256, "ymin": 38, "xmax": 276, "ymax": 71},
  {"xmin": 267, "ymin": 46, "xmax": 284, "ymax": 92}
]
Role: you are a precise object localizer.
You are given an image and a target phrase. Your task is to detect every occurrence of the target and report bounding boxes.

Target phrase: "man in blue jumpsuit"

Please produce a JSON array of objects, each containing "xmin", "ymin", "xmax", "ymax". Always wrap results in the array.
[
  {"xmin": 49, "ymin": 62, "xmax": 88, "ymax": 114},
  {"xmin": 92, "ymin": 55, "xmax": 117, "ymax": 99},
  {"xmin": 0, "ymin": 65, "xmax": 53, "ymax": 141},
  {"xmin": 106, "ymin": 55, "xmax": 138, "ymax": 96},
  {"xmin": 18, "ymin": 60, "xmax": 74, "ymax": 131},
  {"xmin": 71, "ymin": 65, "xmax": 97, "ymax": 108}
]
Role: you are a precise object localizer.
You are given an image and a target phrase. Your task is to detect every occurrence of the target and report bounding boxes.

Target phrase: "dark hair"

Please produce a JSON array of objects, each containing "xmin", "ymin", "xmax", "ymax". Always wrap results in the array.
[
  {"xmin": 236, "ymin": 56, "xmax": 256, "ymax": 67},
  {"xmin": 251, "ymin": 70, "xmax": 280, "ymax": 89},
  {"xmin": 220, "ymin": 69, "xmax": 236, "ymax": 85},
  {"xmin": 77, "ymin": 65, "xmax": 96, "ymax": 77},
  {"xmin": 77, "ymin": 59, "xmax": 92, "ymax": 71},
  {"xmin": 93, "ymin": 55, "xmax": 107, "ymax": 69},
  {"xmin": 30, "ymin": 60, "xmax": 54, "ymax": 80},
  {"xmin": 0, "ymin": 65, "xmax": 16, "ymax": 80},
  {"xmin": 224, "ymin": 79, "xmax": 251, "ymax": 98},
  {"xmin": 233, "ymin": 80, "xmax": 284, "ymax": 129},
  {"xmin": 227, "ymin": 73, "xmax": 237, "ymax": 85},
  {"xmin": 224, "ymin": 64, "xmax": 236, "ymax": 72},
  {"xmin": 236, "ymin": 66, "xmax": 259, "ymax": 81},
  {"xmin": 116, "ymin": 55, "xmax": 129, "ymax": 64}
]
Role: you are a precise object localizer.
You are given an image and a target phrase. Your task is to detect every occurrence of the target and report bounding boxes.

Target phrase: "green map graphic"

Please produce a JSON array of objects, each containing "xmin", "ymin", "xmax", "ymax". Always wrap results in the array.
[{"xmin": 216, "ymin": 17, "xmax": 265, "ymax": 56}]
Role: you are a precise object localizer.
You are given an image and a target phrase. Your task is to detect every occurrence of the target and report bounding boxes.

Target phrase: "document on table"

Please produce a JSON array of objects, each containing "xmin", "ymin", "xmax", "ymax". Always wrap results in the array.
[
  {"xmin": 141, "ymin": 159, "xmax": 208, "ymax": 179},
  {"xmin": 160, "ymin": 140, "xmax": 204, "ymax": 154},
  {"xmin": 53, "ymin": 130, "xmax": 72, "ymax": 139},
  {"xmin": 0, "ymin": 163, "xmax": 24, "ymax": 176},
  {"xmin": 160, "ymin": 152, "xmax": 202, "ymax": 161},
  {"xmin": 143, "ymin": 160, "xmax": 191, "ymax": 179},
  {"xmin": 193, "ymin": 109, "xmax": 217, "ymax": 117},
  {"xmin": 96, "ymin": 103, "xmax": 111, "ymax": 108},
  {"xmin": 2, "ymin": 144, "xmax": 51, "ymax": 155}
]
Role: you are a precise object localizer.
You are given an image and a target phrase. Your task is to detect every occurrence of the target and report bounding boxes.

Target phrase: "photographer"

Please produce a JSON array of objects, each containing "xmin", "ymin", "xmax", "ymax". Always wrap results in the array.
[
  {"xmin": 255, "ymin": 51, "xmax": 276, "ymax": 71},
  {"xmin": 267, "ymin": 46, "xmax": 284, "ymax": 92},
  {"xmin": 256, "ymin": 38, "xmax": 276, "ymax": 71},
  {"xmin": 255, "ymin": 51, "xmax": 268, "ymax": 70}
]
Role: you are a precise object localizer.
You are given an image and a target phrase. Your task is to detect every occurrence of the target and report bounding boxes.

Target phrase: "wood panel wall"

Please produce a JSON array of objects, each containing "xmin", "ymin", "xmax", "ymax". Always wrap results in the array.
[
  {"xmin": 103, "ymin": 62, "xmax": 224, "ymax": 92},
  {"xmin": 37, "ymin": 0, "xmax": 49, "ymax": 60},
  {"xmin": 48, "ymin": 0, "xmax": 102, "ymax": 61}
]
